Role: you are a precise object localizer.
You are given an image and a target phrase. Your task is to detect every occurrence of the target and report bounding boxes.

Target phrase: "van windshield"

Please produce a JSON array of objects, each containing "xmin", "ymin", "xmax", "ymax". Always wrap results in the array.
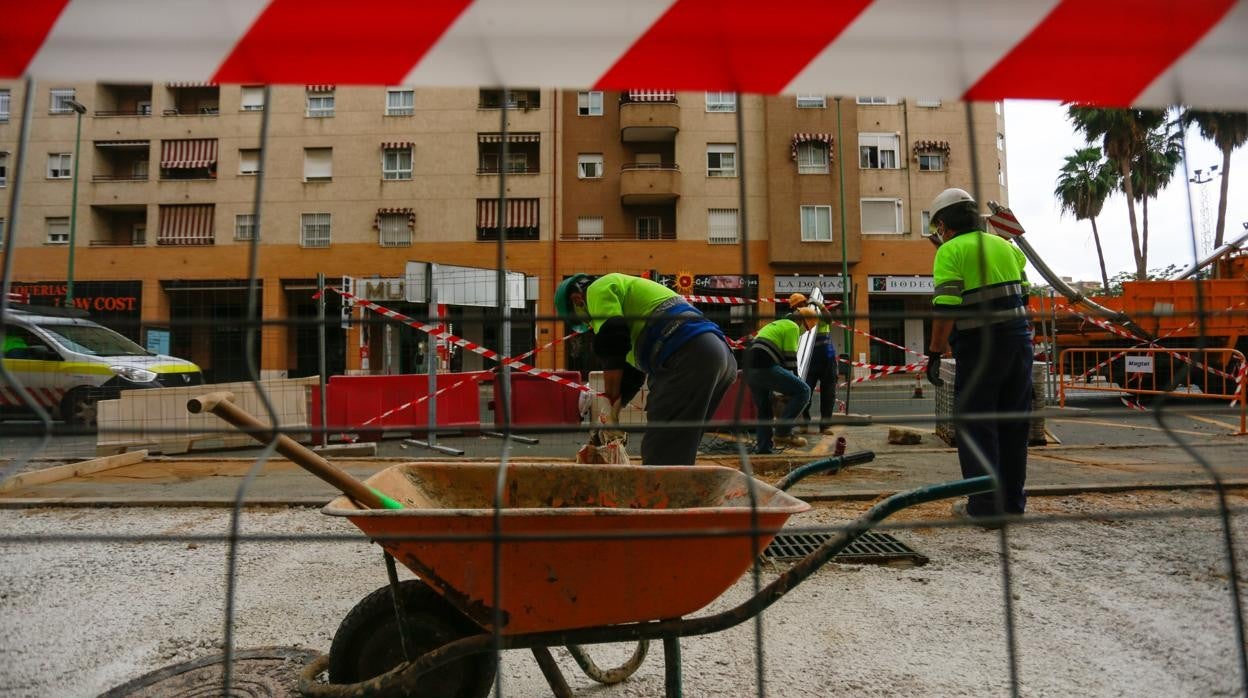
[{"xmin": 40, "ymin": 325, "xmax": 150, "ymax": 357}]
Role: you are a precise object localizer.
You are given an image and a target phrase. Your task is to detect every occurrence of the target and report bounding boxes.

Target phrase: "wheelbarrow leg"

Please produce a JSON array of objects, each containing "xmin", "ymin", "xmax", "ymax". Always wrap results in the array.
[
  {"xmin": 663, "ymin": 635, "xmax": 683, "ymax": 697},
  {"xmin": 531, "ymin": 646, "xmax": 573, "ymax": 698},
  {"xmin": 383, "ymin": 552, "xmax": 416, "ymax": 662}
]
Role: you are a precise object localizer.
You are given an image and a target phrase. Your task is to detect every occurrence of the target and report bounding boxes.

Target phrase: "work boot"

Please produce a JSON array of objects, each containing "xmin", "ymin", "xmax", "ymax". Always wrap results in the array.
[
  {"xmin": 773, "ymin": 434, "xmax": 807, "ymax": 449},
  {"xmin": 951, "ymin": 500, "xmax": 1004, "ymax": 530},
  {"xmin": 820, "ymin": 426, "xmax": 837, "ymax": 435}
]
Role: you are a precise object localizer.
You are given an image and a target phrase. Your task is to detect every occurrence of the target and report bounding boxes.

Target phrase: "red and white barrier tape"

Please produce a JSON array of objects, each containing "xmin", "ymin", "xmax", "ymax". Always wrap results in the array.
[
  {"xmin": 329, "ymin": 288, "xmax": 601, "ymax": 397},
  {"xmin": 357, "ymin": 331, "xmax": 582, "ymax": 428}
]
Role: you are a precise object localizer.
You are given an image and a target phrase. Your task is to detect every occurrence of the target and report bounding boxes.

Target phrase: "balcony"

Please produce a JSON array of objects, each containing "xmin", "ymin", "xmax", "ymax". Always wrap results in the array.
[
  {"xmin": 620, "ymin": 92, "xmax": 679, "ymax": 142},
  {"xmin": 95, "ymin": 83, "xmax": 152, "ymax": 118},
  {"xmin": 89, "ymin": 205, "xmax": 147, "ymax": 247},
  {"xmin": 620, "ymin": 163, "xmax": 681, "ymax": 205}
]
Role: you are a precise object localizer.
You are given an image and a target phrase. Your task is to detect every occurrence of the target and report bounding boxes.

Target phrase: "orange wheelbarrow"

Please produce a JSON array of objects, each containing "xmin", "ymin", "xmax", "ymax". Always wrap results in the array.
[{"xmin": 190, "ymin": 392, "xmax": 992, "ymax": 697}]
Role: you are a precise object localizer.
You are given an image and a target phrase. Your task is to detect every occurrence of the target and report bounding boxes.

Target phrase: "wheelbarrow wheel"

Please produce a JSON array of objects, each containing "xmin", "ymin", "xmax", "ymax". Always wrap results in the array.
[{"xmin": 328, "ymin": 579, "xmax": 495, "ymax": 697}]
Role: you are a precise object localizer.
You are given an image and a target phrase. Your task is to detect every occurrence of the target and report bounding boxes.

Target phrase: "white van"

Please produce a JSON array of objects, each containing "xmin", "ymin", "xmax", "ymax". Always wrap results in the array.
[{"xmin": 2, "ymin": 304, "xmax": 202, "ymax": 426}]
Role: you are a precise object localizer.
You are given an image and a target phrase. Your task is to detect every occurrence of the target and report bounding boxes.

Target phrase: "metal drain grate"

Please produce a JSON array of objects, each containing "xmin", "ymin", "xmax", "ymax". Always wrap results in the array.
[{"xmin": 764, "ymin": 531, "xmax": 929, "ymax": 566}]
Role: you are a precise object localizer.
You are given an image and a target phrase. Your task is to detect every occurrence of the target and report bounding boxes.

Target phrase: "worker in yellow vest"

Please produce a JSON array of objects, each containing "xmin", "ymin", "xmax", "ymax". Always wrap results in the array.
[
  {"xmin": 555, "ymin": 272, "xmax": 738, "ymax": 465},
  {"xmin": 745, "ymin": 306, "xmax": 818, "ymax": 453}
]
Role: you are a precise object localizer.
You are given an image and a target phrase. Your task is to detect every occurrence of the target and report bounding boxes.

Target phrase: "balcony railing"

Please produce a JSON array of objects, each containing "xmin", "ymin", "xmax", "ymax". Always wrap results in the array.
[
  {"xmin": 477, "ymin": 165, "xmax": 540, "ymax": 175},
  {"xmin": 95, "ymin": 109, "xmax": 152, "ymax": 117},
  {"xmin": 92, "ymin": 174, "xmax": 148, "ymax": 182},
  {"xmin": 89, "ymin": 237, "xmax": 146, "ymax": 247},
  {"xmin": 621, "ymin": 162, "xmax": 680, "ymax": 171},
  {"xmin": 163, "ymin": 107, "xmax": 219, "ymax": 116}
]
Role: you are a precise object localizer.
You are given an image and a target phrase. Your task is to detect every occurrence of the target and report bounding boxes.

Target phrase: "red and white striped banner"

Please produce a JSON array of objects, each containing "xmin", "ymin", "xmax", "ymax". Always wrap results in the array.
[{"xmin": 4, "ymin": 1, "xmax": 1243, "ymax": 108}]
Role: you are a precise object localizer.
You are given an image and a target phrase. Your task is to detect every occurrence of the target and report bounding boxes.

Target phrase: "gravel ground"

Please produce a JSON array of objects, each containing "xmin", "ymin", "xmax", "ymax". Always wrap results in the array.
[{"xmin": 1, "ymin": 490, "xmax": 1245, "ymax": 697}]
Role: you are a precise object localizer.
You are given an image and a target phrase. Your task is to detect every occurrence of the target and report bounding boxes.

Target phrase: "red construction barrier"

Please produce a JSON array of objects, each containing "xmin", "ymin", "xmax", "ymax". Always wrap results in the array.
[
  {"xmin": 310, "ymin": 372, "xmax": 488, "ymax": 443},
  {"xmin": 491, "ymin": 371, "xmax": 583, "ymax": 426},
  {"xmin": 710, "ymin": 371, "xmax": 757, "ymax": 424}
]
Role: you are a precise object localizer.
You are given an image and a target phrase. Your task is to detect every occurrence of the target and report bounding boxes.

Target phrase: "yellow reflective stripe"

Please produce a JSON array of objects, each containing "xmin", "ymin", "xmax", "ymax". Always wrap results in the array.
[
  {"xmin": 150, "ymin": 364, "xmax": 198, "ymax": 374},
  {"xmin": 53, "ymin": 362, "xmax": 116, "ymax": 375},
  {"xmin": 933, "ymin": 295, "xmax": 963, "ymax": 306}
]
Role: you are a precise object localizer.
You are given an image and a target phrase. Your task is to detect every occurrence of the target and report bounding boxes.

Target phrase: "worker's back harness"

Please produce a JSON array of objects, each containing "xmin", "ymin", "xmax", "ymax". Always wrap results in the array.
[{"xmin": 636, "ymin": 297, "xmax": 726, "ymax": 374}]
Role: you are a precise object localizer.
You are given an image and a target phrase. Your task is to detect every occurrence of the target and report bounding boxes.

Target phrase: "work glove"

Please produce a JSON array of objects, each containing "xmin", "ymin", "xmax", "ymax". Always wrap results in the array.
[
  {"xmin": 925, "ymin": 351, "xmax": 945, "ymax": 387},
  {"xmin": 597, "ymin": 398, "xmax": 627, "ymax": 444},
  {"xmin": 608, "ymin": 399, "xmax": 623, "ymax": 425}
]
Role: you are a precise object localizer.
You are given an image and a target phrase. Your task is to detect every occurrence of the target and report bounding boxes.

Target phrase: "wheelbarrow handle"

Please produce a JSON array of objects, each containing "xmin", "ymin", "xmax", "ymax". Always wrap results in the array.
[
  {"xmin": 775, "ymin": 450, "xmax": 875, "ymax": 492},
  {"xmin": 188, "ymin": 391, "xmax": 400, "ymax": 510}
]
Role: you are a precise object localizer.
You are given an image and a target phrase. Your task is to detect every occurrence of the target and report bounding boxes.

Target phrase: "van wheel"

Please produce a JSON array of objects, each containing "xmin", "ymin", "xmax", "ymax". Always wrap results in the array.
[{"xmin": 63, "ymin": 388, "xmax": 99, "ymax": 428}]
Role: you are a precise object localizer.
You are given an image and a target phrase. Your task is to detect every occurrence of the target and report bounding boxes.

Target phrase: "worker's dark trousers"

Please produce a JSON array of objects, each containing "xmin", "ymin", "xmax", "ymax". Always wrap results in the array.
[
  {"xmin": 643, "ymin": 332, "xmax": 738, "ymax": 466},
  {"xmin": 953, "ymin": 331, "xmax": 1033, "ymax": 516},
  {"xmin": 802, "ymin": 348, "xmax": 838, "ymax": 425}
]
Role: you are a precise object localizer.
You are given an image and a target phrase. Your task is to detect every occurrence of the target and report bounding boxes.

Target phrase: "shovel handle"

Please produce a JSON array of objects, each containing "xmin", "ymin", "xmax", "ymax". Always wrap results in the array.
[{"xmin": 188, "ymin": 391, "xmax": 393, "ymax": 510}]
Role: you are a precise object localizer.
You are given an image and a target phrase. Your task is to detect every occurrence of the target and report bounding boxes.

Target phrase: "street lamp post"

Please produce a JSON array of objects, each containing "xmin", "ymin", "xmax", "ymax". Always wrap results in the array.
[
  {"xmin": 64, "ymin": 98, "xmax": 87, "ymax": 306},
  {"xmin": 1189, "ymin": 164, "xmax": 1218, "ymax": 259}
]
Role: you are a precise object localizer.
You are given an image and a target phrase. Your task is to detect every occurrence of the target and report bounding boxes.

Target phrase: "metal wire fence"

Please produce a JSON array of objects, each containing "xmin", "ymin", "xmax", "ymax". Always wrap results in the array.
[{"xmin": 2, "ymin": 81, "xmax": 1247, "ymax": 697}]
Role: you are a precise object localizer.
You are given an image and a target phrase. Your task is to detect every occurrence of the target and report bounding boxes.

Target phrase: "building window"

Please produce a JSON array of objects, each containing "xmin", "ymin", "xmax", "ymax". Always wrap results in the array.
[
  {"xmin": 708, "ymin": 208, "xmax": 739, "ymax": 244},
  {"xmin": 796, "ymin": 94, "xmax": 826, "ymax": 109},
  {"xmin": 240, "ymin": 86, "xmax": 265, "ymax": 111},
  {"xmin": 0, "ymin": 152, "xmax": 7, "ymax": 186},
  {"xmin": 300, "ymin": 213, "xmax": 331, "ymax": 247},
  {"xmin": 0, "ymin": 218, "xmax": 5, "ymax": 246},
  {"xmin": 306, "ymin": 92, "xmax": 335, "ymax": 118},
  {"xmin": 478, "ymin": 88, "xmax": 540, "ymax": 110},
  {"xmin": 856, "ymin": 96, "xmax": 897, "ymax": 105},
  {"xmin": 800, "ymin": 205, "xmax": 832, "ymax": 241},
  {"xmin": 636, "ymin": 216, "xmax": 661, "ymax": 240},
  {"xmin": 48, "ymin": 153, "xmax": 73, "ymax": 179},
  {"xmin": 997, "ymin": 133, "xmax": 1005, "ymax": 150},
  {"xmin": 50, "ymin": 88, "xmax": 76, "ymax": 114},
  {"xmin": 861, "ymin": 198, "xmax": 903, "ymax": 234},
  {"xmin": 917, "ymin": 153, "xmax": 945, "ymax": 171},
  {"xmin": 303, "ymin": 148, "xmax": 332, "ymax": 182},
  {"xmin": 577, "ymin": 91, "xmax": 603, "ymax": 116},
  {"xmin": 0, "ymin": 89, "xmax": 9, "ymax": 121},
  {"xmin": 238, "ymin": 148, "xmax": 260, "ymax": 175},
  {"xmin": 378, "ymin": 212, "xmax": 412, "ymax": 247},
  {"xmin": 577, "ymin": 154, "xmax": 603, "ymax": 179},
  {"xmin": 920, "ymin": 209, "xmax": 932, "ymax": 236},
  {"xmin": 859, "ymin": 133, "xmax": 899, "ymax": 169},
  {"xmin": 915, "ymin": 98, "xmax": 942, "ymax": 108},
  {"xmin": 46, "ymin": 217, "xmax": 69, "ymax": 244},
  {"xmin": 382, "ymin": 146, "xmax": 412, "ymax": 180},
  {"xmin": 707, "ymin": 144, "xmax": 737, "ymax": 177},
  {"xmin": 999, "ymin": 163, "xmax": 1006, "ymax": 186},
  {"xmin": 577, "ymin": 216, "xmax": 604, "ymax": 240},
  {"xmin": 386, "ymin": 88, "xmax": 414, "ymax": 116},
  {"xmin": 234, "ymin": 214, "xmax": 255, "ymax": 240},
  {"xmin": 995, "ymin": 101, "xmax": 1003, "ymax": 115},
  {"xmin": 796, "ymin": 141, "xmax": 829, "ymax": 174},
  {"xmin": 705, "ymin": 92, "xmax": 736, "ymax": 112}
]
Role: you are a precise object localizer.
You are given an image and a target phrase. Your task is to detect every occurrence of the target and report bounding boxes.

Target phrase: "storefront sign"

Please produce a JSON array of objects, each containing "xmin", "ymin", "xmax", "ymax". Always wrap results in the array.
[
  {"xmin": 869, "ymin": 276, "xmax": 934, "ymax": 294},
  {"xmin": 657, "ymin": 274, "xmax": 760, "ymax": 295},
  {"xmin": 774, "ymin": 275, "xmax": 848, "ymax": 295},
  {"xmin": 9, "ymin": 280, "xmax": 143, "ymax": 338},
  {"xmin": 358, "ymin": 277, "xmax": 407, "ymax": 301}
]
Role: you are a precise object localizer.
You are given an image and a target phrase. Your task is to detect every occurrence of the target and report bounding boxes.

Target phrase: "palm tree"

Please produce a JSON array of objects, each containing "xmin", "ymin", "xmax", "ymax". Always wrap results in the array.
[
  {"xmin": 1183, "ymin": 110, "xmax": 1248, "ymax": 247},
  {"xmin": 1067, "ymin": 106, "xmax": 1167, "ymax": 279},
  {"xmin": 1128, "ymin": 122, "xmax": 1184, "ymax": 271},
  {"xmin": 1054, "ymin": 147, "xmax": 1118, "ymax": 290}
]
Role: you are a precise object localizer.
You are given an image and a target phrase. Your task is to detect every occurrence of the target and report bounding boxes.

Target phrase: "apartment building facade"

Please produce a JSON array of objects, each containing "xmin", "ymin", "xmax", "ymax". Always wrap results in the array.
[{"xmin": 0, "ymin": 81, "xmax": 1006, "ymax": 380}]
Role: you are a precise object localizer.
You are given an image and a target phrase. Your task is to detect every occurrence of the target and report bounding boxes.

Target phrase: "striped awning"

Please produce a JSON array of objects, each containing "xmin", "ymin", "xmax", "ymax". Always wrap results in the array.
[
  {"xmin": 375, "ymin": 207, "xmax": 415, "ymax": 229},
  {"xmin": 158, "ymin": 204, "xmax": 214, "ymax": 246},
  {"xmin": 160, "ymin": 139, "xmax": 217, "ymax": 169},
  {"xmin": 166, "ymin": 82, "xmax": 216, "ymax": 88},
  {"xmin": 95, "ymin": 140, "xmax": 149, "ymax": 148},
  {"xmin": 305, "ymin": 84, "xmax": 335, "ymax": 92},
  {"xmin": 477, "ymin": 199, "xmax": 539, "ymax": 229},
  {"xmin": 628, "ymin": 90, "xmax": 676, "ymax": 102},
  {"xmin": 477, "ymin": 132, "xmax": 540, "ymax": 144},
  {"xmin": 790, "ymin": 132, "xmax": 834, "ymax": 161},
  {"xmin": 381, "ymin": 141, "xmax": 413, "ymax": 149}
]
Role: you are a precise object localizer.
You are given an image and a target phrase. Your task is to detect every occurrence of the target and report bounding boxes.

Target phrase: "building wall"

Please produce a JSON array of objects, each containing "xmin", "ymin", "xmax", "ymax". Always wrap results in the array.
[{"xmin": 1, "ymin": 80, "xmax": 1007, "ymax": 376}]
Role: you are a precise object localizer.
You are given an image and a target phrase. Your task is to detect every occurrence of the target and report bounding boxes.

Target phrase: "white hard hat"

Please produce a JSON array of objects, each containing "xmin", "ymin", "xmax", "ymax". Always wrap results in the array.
[{"xmin": 929, "ymin": 188, "xmax": 976, "ymax": 222}]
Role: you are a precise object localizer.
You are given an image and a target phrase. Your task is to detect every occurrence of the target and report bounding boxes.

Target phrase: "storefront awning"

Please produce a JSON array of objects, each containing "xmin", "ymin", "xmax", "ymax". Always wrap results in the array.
[
  {"xmin": 791, "ymin": 133, "xmax": 834, "ymax": 160},
  {"xmin": 160, "ymin": 139, "xmax": 217, "ymax": 169},
  {"xmin": 628, "ymin": 90, "xmax": 676, "ymax": 102},
  {"xmin": 375, "ymin": 207, "xmax": 415, "ymax": 228},
  {"xmin": 157, "ymin": 204, "xmax": 214, "ymax": 246},
  {"xmin": 477, "ymin": 133, "xmax": 540, "ymax": 144},
  {"xmin": 477, "ymin": 199, "xmax": 538, "ymax": 229}
]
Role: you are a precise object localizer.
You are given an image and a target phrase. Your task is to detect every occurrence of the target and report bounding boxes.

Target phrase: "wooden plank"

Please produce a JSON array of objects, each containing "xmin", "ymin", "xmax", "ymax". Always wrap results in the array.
[{"xmin": 0, "ymin": 450, "xmax": 149, "ymax": 493}]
